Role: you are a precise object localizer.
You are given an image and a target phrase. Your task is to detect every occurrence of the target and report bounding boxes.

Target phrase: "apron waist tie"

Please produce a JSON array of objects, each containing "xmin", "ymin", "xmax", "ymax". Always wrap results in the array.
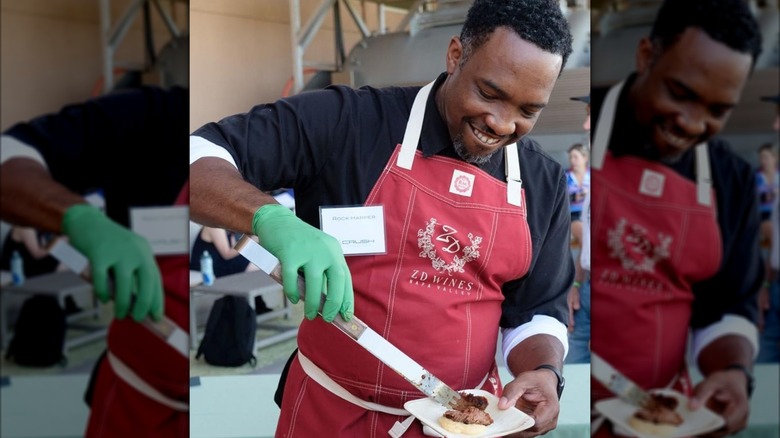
[
  {"xmin": 107, "ymin": 351, "xmax": 189, "ymax": 412},
  {"xmin": 297, "ymin": 351, "xmax": 489, "ymax": 437}
]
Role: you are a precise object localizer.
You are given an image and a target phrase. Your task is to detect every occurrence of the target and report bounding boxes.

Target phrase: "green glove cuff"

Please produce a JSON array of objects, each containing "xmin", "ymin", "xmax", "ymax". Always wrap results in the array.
[
  {"xmin": 62, "ymin": 203, "xmax": 104, "ymax": 236},
  {"xmin": 252, "ymin": 203, "xmax": 295, "ymax": 238}
]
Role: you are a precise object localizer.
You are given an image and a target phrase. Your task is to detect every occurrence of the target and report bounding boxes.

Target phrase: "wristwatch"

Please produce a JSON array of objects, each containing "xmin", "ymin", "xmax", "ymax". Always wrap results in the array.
[
  {"xmin": 535, "ymin": 364, "xmax": 565, "ymax": 399},
  {"xmin": 724, "ymin": 364, "xmax": 755, "ymax": 397}
]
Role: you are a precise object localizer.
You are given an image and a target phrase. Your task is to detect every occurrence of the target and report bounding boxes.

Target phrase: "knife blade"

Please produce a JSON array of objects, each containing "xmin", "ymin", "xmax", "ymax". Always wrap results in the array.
[
  {"xmin": 47, "ymin": 238, "xmax": 189, "ymax": 358},
  {"xmin": 234, "ymin": 235, "xmax": 464, "ymax": 409},
  {"xmin": 591, "ymin": 351, "xmax": 650, "ymax": 407}
]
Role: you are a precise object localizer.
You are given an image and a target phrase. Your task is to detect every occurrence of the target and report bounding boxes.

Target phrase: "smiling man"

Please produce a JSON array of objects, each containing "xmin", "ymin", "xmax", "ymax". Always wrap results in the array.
[
  {"xmin": 589, "ymin": 1, "xmax": 765, "ymax": 436},
  {"xmin": 189, "ymin": 0, "xmax": 575, "ymax": 436}
]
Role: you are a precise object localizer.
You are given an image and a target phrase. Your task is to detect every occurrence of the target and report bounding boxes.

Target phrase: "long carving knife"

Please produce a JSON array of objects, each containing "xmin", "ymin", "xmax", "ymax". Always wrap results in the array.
[
  {"xmin": 234, "ymin": 235, "xmax": 464, "ymax": 409},
  {"xmin": 592, "ymin": 351, "xmax": 650, "ymax": 407}
]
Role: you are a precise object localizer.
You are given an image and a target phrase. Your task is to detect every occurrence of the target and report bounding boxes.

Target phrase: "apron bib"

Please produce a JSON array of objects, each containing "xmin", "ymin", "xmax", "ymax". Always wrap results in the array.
[
  {"xmin": 277, "ymin": 81, "xmax": 533, "ymax": 437},
  {"xmin": 590, "ymin": 82, "xmax": 722, "ymax": 436},
  {"xmin": 85, "ymin": 182, "xmax": 190, "ymax": 438}
]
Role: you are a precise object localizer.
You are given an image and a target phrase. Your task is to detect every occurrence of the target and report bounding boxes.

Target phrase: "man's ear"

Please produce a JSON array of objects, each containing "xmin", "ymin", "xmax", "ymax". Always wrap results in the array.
[
  {"xmin": 446, "ymin": 36, "xmax": 463, "ymax": 74},
  {"xmin": 636, "ymin": 37, "xmax": 655, "ymax": 74}
]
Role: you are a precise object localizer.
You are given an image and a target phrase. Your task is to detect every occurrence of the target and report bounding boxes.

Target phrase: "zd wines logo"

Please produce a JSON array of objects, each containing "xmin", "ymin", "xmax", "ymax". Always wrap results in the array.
[{"xmin": 409, "ymin": 218, "xmax": 482, "ymax": 295}]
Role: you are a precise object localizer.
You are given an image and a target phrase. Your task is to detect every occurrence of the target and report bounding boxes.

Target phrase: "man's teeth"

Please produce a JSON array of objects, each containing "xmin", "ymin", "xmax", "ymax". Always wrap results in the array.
[
  {"xmin": 662, "ymin": 129, "xmax": 689, "ymax": 148},
  {"xmin": 473, "ymin": 127, "xmax": 499, "ymax": 145}
]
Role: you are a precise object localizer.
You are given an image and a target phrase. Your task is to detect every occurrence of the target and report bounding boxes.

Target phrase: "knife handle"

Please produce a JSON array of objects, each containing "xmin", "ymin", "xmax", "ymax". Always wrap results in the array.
[{"xmin": 269, "ymin": 264, "xmax": 367, "ymax": 340}]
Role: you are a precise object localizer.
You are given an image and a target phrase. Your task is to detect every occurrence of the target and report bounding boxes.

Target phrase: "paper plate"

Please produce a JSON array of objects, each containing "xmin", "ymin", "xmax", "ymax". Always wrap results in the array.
[
  {"xmin": 594, "ymin": 389, "xmax": 725, "ymax": 438},
  {"xmin": 404, "ymin": 389, "xmax": 535, "ymax": 438}
]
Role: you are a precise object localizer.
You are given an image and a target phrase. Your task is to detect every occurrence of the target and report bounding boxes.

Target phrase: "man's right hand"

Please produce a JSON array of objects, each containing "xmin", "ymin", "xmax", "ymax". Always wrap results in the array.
[
  {"xmin": 61, "ymin": 204, "xmax": 163, "ymax": 322},
  {"xmin": 252, "ymin": 204, "xmax": 354, "ymax": 322}
]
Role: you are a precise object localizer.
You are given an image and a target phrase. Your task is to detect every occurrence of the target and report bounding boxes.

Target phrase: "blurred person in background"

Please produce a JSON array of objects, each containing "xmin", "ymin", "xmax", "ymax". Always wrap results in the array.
[
  {"xmin": 566, "ymin": 95, "xmax": 591, "ymax": 365},
  {"xmin": 757, "ymin": 94, "xmax": 780, "ymax": 364},
  {"xmin": 566, "ymin": 142, "xmax": 590, "ymax": 248},
  {"xmin": 189, "ymin": 225, "xmax": 269, "ymax": 313},
  {"xmin": 755, "ymin": 142, "xmax": 778, "ymax": 248}
]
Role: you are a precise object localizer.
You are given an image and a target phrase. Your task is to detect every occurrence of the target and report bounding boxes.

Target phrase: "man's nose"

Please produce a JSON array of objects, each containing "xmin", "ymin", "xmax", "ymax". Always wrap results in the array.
[
  {"xmin": 485, "ymin": 115, "xmax": 516, "ymax": 138},
  {"xmin": 675, "ymin": 106, "xmax": 707, "ymax": 137}
]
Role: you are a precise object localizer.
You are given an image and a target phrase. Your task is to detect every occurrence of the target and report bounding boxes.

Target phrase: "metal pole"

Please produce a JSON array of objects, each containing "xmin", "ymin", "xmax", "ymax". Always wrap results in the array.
[
  {"xmin": 289, "ymin": 0, "xmax": 304, "ymax": 95},
  {"xmin": 99, "ymin": 0, "xmax": 114, "ymax": 93}
]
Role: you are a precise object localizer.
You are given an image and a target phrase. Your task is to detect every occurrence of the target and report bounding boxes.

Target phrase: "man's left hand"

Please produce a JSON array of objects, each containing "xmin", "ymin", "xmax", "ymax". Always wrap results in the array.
[
  {"xmin": 498, "ymin": 369, "xmax": 560, "ymax": 437},
  {"xmin": 689, "ymin": 369, "xmax": 750, "ymax": 437}
]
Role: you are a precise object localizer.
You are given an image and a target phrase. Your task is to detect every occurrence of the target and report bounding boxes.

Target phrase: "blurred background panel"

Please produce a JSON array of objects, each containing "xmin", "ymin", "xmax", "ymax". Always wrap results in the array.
[{"xmin": 1, "ymin": 0, "xmax": 188, "ymax": 131}]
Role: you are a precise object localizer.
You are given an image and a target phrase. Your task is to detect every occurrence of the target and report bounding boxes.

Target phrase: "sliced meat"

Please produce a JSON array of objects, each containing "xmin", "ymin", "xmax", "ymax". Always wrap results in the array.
[
  {"xmin": 634, "ymin": 394, "xmax": 683, "ymax": 426},
  {"xmin": 451, "ymin": 392, "xmax": 489, "ymax": 412},
  {"xmin": 443, "ymin": 406, "xmax": 494, "ymax": 426}
]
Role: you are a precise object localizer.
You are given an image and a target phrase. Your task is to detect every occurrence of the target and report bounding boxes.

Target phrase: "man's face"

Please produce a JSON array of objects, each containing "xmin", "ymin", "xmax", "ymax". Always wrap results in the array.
[
  {"xmin": 759, "ymin": 149, "xmax": 777, "ymax": 170},
  {"xmin": 438, "ymin": 27, "xmax": 562, "ymax": 164},
  {"xmin": 630, "ymin": 27, "xmax": 752, "ymax": 160}
]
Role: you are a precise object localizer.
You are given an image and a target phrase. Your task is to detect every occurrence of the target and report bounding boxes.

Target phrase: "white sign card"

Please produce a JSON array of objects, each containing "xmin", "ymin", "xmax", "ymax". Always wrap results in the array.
[
  {"xmin": 130, "ymin": 206, "xmax": 190, "ymax": 255},
  {"xmin": 320, "ymin": 205, "xmax": 386, "ymax": 255}
]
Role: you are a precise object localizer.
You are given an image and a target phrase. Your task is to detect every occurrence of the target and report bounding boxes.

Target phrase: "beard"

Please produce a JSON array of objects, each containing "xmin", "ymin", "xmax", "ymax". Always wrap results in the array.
[{"xmin": 453, "ymin": 133, "xmax": 499, "ymax": 165}]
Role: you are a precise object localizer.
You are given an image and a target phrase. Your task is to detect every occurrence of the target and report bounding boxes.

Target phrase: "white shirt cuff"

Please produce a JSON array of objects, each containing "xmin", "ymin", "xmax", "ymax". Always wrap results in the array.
[
  {"xmin": 0, "ymin": 135, "xmax": 47, "ymax": 167},
  {"xmin": 501, "ymin": 315, "xmax": 568, "ymax": 377},
  {"xmin": 691, "ymin": 314, "xmax": 759, "ymax": 364},
  {"xmin": 190, "ymin": 135, "xmax": 238, "ymax": 168}
]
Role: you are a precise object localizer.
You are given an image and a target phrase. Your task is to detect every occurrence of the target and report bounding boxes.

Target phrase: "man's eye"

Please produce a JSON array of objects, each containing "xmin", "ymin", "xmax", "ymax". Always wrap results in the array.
[
  {"xmin": 522, "ymin": 109, "xmax": 537, "ymax": 119},
  {"xmin": 710, "ymin": 107, "xmax": 728, "ymax": 118},
  {"xmin": 478, "ymin": 89, "xmax": 496, "ymax": 100},
  {"xmin": 668, "ymin": 86, "xmax": 690, "ymax": 101}
]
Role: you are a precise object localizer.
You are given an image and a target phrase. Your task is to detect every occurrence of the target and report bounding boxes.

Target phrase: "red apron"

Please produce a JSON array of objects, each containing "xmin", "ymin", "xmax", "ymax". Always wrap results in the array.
[
  {"xmin": 276, "ymin": 82, "xmax": 533, "ymax": 437},
  {"xmin": 85, "ymin": 181, "xmax": 190, "ymax": 438},
  {"xmin": 590, "ymin": 83, "xmax": 722, "ymax": 436}
]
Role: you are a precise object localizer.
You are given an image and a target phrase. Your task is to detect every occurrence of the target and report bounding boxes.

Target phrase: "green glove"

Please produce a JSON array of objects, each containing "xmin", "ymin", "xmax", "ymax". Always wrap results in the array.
[
  {"xmin": 252, "ymin": 204, "xmax": 354, "ymax": 322},
  {"xmin": 61, "ymin": 204, "xmax": 163, "ymax": 322}
]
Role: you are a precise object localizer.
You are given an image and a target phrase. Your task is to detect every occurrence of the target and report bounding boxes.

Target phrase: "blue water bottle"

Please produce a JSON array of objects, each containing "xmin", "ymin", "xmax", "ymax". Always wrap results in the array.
[
  {"xmin": 10, "ymin": 250, "xmax": 25, "ymax": 285},
  {"xmin": 200, "ymin": 250, "xmax": 215, "ymax": 286}
]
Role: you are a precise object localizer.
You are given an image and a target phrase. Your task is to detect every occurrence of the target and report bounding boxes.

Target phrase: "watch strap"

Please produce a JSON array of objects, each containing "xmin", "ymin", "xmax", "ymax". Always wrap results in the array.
[
  {"xmin": 724, "ymin": 364, "xmax": 754, "ymax": 397},
  {"xmin": 535, "ymin": 364, "xmax": 565, "ymax": 399}
]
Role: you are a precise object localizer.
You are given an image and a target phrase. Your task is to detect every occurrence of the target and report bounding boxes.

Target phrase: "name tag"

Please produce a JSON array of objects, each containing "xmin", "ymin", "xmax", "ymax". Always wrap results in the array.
[
  {"xmin": 130, "ymin": 206, "xmax": 190, "ymax": 255},
  {"xmin": 320, "ymin": 206, "xmax": 386, "ymax": 255}
]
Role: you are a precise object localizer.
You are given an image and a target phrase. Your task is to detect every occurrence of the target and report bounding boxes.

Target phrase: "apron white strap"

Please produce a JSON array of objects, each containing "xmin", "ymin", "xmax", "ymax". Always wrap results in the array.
[
  {"xmin": 694, "ymin": 143, "xmax": 712, "ymax": 207},
  {"xmin": 397, "ymin": 80, "xmax": 436, "ymax": 170},
  {"xmin": 505, "ymin": 143, "xmax": 523, "ymax": 207},
  {"xmin": 591, "ymin": 81, "xmax": 625, "ymax": 170},
  {"xmin": 298, "ymin": 351, "xmax": 411, "ymax": 416},
  {"xmin": 107, "ymin": 351, "xmax": 189, "ymax": 411},
  {"xmin": 591, "ymin": 409, "xmax": 606, "ymax": 436},
  {"xmin": 389, "ymin": 416, "xmax": 417, "ymax": 438},
  {"xmin": 298, "ymin": 351, "xmax": 491, "ymax": 437}
]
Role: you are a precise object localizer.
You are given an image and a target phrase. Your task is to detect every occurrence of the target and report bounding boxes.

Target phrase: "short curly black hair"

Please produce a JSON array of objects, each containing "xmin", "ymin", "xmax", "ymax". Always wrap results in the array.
[
  {"xmin": 459, "ymin": 0, "xmax": 573, "ymax": 73},
  {"xmin": 650, "ymin": 0, "xmax": 762, "ymax": 68}
]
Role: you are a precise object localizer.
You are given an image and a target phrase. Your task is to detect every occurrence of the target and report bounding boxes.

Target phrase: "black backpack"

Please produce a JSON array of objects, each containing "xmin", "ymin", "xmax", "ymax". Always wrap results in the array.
[
  {"xmin": 5, "ymin": 294, "xmax": 68, "ymax": 367},
  {"xmin": 196, "ymin": 295, "xmax": 257, "ymax": 367}
]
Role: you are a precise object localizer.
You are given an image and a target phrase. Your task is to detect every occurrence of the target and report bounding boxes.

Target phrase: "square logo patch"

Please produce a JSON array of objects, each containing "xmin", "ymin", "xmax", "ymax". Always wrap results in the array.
[
  {"xmin": 639, "ymin": 169, "xmax": 665, "ymax": 197},
  {"xmin": 449, "ymin": 169, "xmax": 475, "ymax": 197}
]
